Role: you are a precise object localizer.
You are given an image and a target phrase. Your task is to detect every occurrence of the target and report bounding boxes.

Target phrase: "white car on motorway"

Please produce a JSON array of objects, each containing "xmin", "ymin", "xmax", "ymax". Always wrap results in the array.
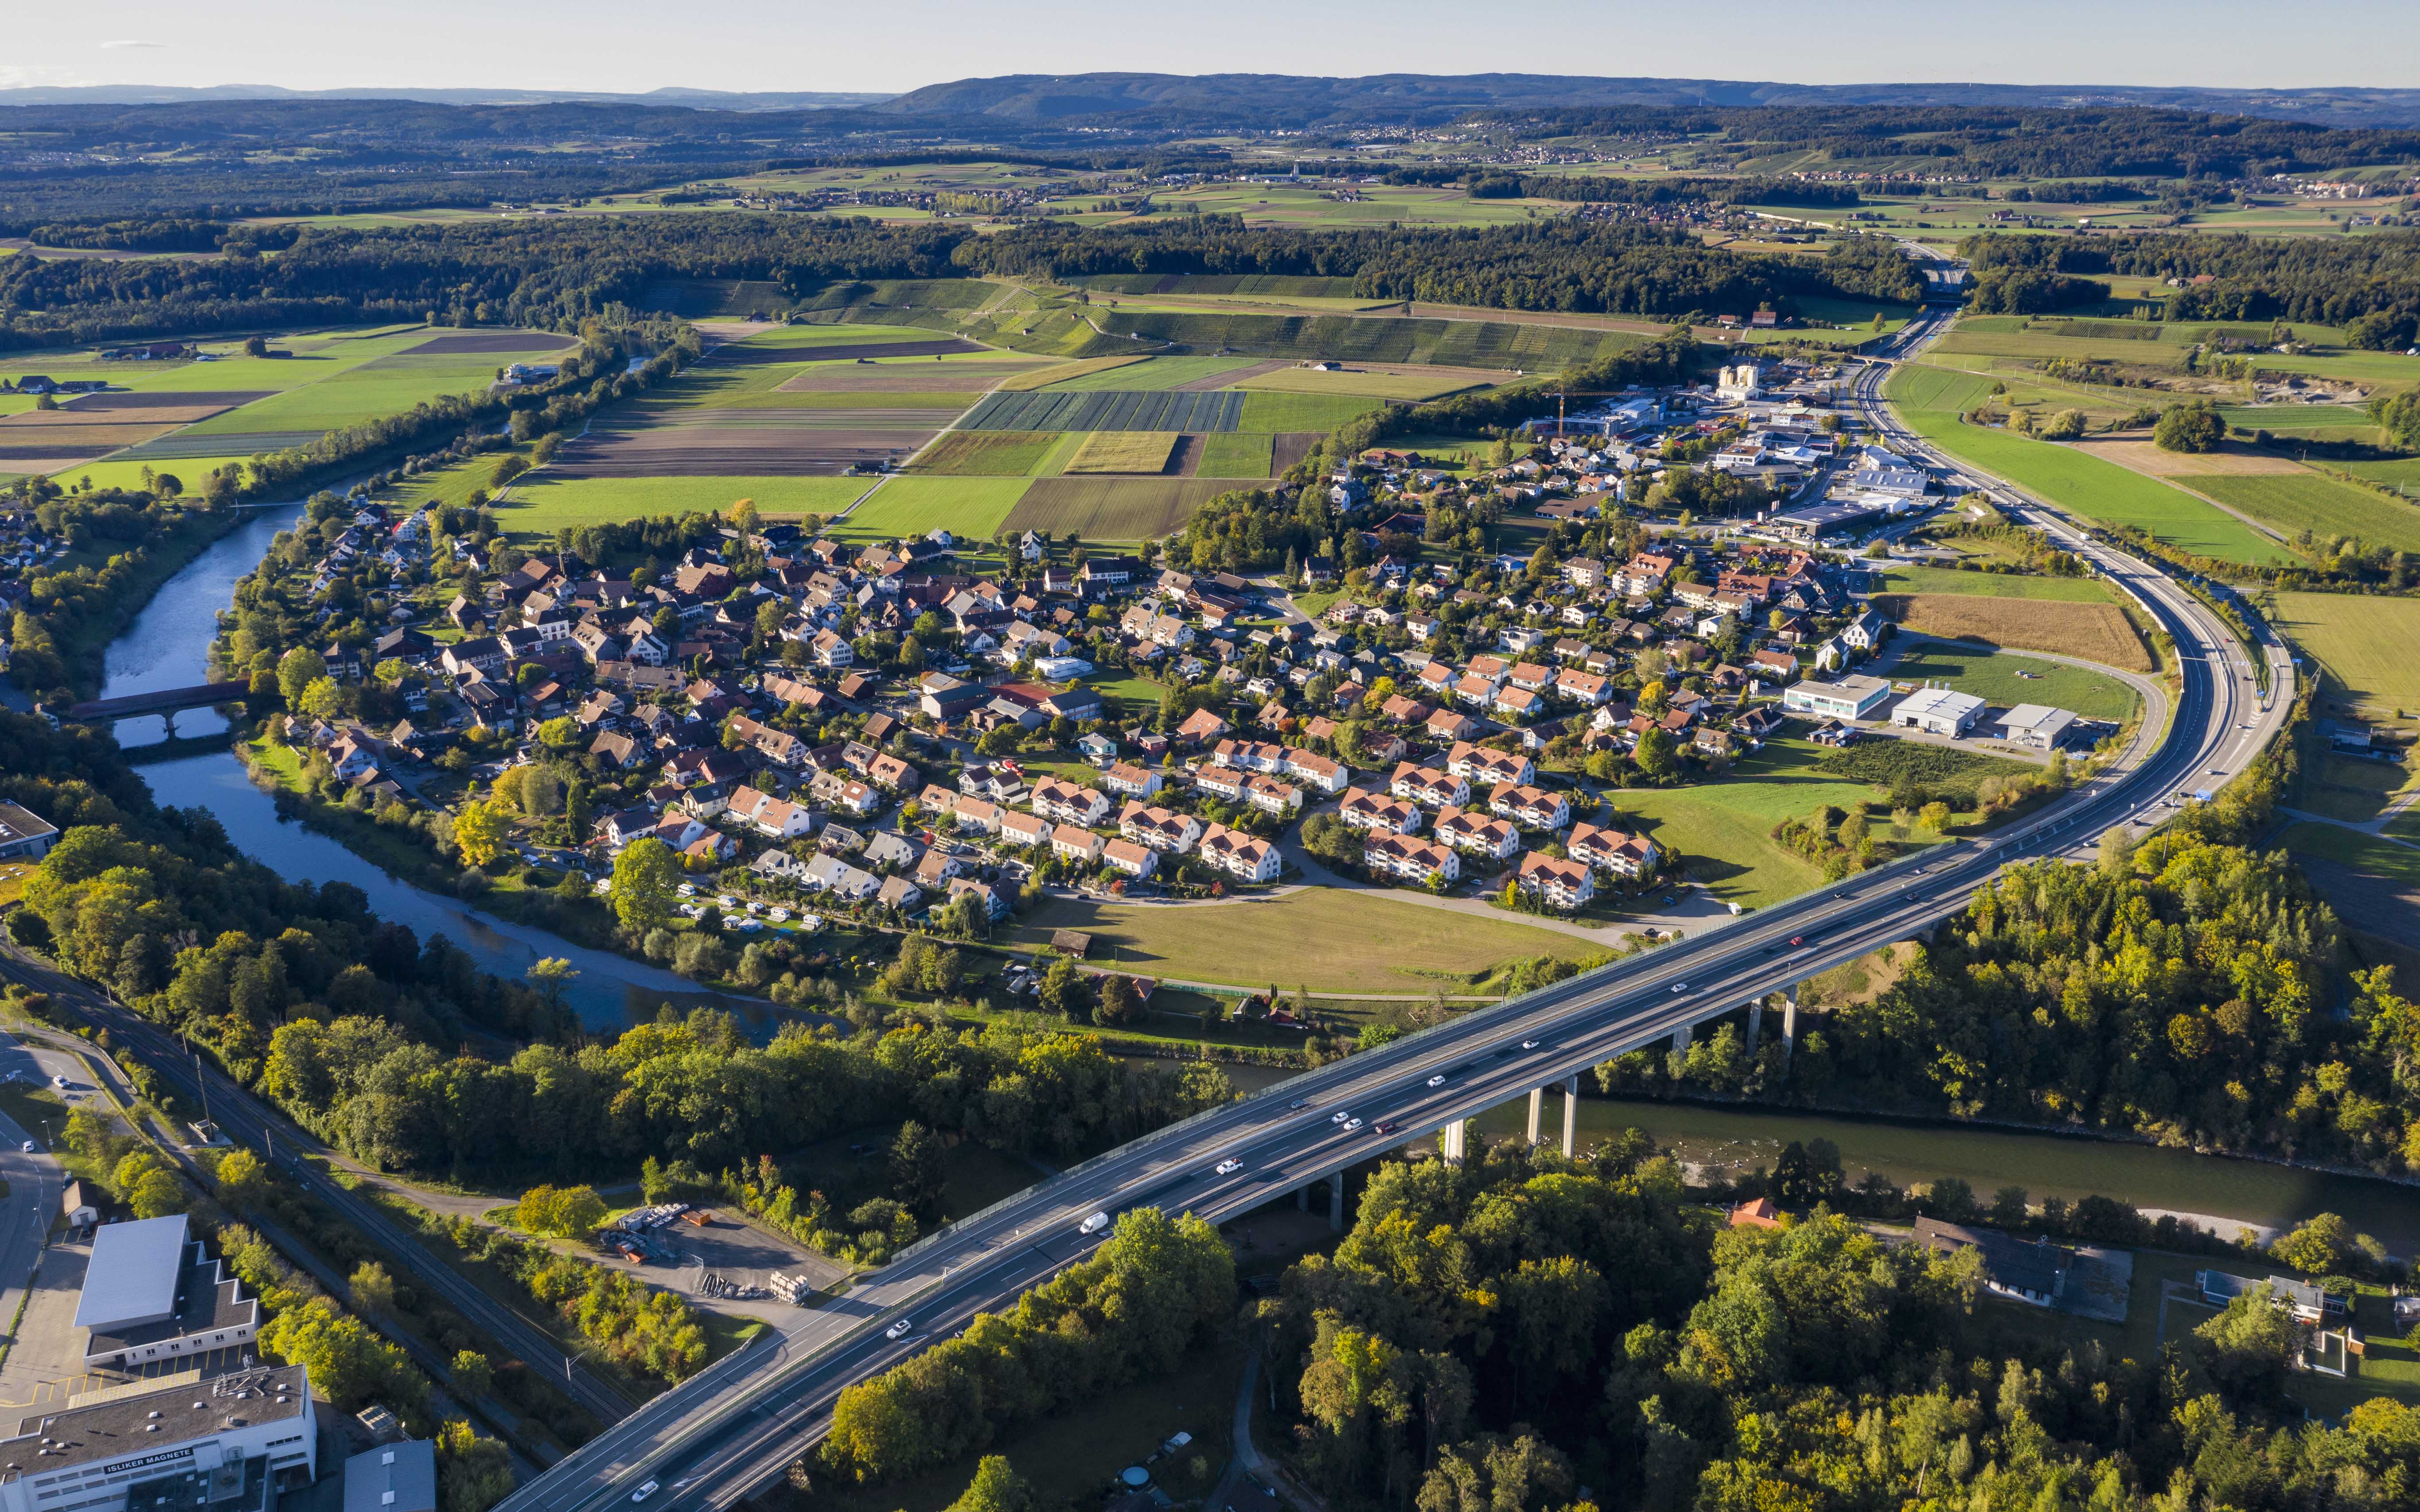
[
  {"xmin": 1342, "ymin": 1117, "xmax": 1364, "ymax": 1131},
  {"xmin": 1214, "ymin": 1158, "xmax": 1243, "ymax": 1176},
  {"xmin": 1426, "ymin": 1074, "xmax": 1447, "ymax": 1088},
  {"xmin": 1330, "ymin": 1110, "xmax": 1351, "ymax": 1125},
  {"xmin": 630, "ymin": 1483, "xmax": 659, "ymax": 1504},
  {"xmin": 884, "ymin": 1318, "xmax": 913, "ymax": 1340}
]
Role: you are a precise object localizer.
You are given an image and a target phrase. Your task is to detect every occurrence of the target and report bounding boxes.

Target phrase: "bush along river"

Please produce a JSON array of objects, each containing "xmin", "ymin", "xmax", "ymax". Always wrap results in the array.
[
  {"xmin": 1211, "ymin": 1066, "xmax": 2420, "ymax": 1256},
  {"xmin": 93, "ymin": 504, "xmax": 783, "ymax": 1033}
]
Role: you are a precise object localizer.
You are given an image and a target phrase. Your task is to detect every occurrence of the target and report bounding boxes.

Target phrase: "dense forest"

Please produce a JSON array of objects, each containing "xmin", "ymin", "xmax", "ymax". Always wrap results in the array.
[
  {"xmin": 1962, "ymin": 228, "xmax": 2420, "ymax": 325},
  {"xmin": 0, "ymin": 216, "xmax": 1915, "ymax": 353},
  {"xmin": 0, "ymin": 216, "xmax": 968, "ymax": 349},
  {"xmin": 966, "ymin": 220, "xmax": 1924, "ymax": 312},
  {"xmin": 1488, "ymin": 104, "xmax": 2420, "ymax": 179}
]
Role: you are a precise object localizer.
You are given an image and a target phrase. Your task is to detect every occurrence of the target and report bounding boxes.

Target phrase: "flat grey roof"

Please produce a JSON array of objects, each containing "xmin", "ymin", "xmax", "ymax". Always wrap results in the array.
[
  {"xmin": 75, "ymin": 1216, "xmax": 188, "ymax": 1332},
  {"xmin": 342, "ymin": 1440, "xmax": 436, "ymax": 1512},
  {"xmin": 1, "ymin": 1364, "xmax": 308, "ymax": 1479}
]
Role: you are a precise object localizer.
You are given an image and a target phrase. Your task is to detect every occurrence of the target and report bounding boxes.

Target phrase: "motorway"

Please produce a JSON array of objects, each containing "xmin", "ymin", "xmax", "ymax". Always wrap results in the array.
[{"xmin": 482, "ymin": 302, "xmax": 2300, "ymax": 1512}]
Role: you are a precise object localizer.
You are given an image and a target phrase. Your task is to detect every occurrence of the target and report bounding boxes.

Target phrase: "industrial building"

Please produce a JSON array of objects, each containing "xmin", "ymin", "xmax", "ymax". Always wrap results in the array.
[
  {"xmin": 0, "ymin": 1364, "xmax": 316, "ymax": 1512},
  {"xmin": 1783, "ymin": 675, "xmax": 1891, "ymax": 721},
  {"xmin": 1893, "ymin": 685, "xmax": 1987, "ymax": 737},
  {"xmin": 76, "ymin": 1217, "xmax": 259, "ymax": 1371},
  {"xmin": 341, "ymin": 1440, "xmax": 434, "ymax": 1512},
  {"xmin": 1998, "ymin": 704, "xmax": 2080, "ymax": 750}
]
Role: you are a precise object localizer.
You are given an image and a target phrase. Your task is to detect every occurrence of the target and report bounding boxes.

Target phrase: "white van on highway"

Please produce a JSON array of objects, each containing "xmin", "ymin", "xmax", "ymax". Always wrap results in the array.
[{"xmin": 1079, "ymin": 1210, "xmax": 1111, "ymax": 1236}]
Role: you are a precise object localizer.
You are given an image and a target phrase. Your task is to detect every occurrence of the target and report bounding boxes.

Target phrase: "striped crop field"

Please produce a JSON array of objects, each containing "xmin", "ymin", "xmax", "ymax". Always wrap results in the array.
[{"xmin": 958, "ymin": 389, "xmax": 1245, "ymax": 433}]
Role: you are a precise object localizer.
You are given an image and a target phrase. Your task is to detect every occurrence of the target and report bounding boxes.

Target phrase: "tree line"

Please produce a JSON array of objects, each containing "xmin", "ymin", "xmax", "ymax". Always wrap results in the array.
[
  {"xmin": 257, "ymin": 1004, "xmax": 1234, "ymax": 1182},
  {"xmin": 1483, "ymin": 103, "xmax": 2420, "ymax": 179},
  {"xmin": 1962, "ymin": 228, "xmax": 2420, "ymax": 327}
]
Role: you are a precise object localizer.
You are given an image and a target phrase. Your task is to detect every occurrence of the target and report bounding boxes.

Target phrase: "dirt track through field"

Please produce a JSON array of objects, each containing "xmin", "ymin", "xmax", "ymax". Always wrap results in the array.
[{"xmin": 1169, "ymin": 434, "xmax": 1204, "ymax": 476}]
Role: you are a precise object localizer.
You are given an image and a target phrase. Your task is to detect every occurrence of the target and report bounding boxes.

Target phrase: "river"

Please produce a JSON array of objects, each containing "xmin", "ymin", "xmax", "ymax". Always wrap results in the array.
[
  {"xmin": 1212, "ymin": 1063, "xmax": 2420, "ymax": 1253},
  {"xmin": 97, "ymin": 505, "xmax": 786, "ymax": 1033}
]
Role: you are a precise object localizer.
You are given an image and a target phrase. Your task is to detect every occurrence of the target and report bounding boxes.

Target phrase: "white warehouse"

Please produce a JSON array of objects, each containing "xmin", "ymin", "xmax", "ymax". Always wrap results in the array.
[{"xmin": 1893, "ymin": 685, "xmax": 1986, "ymax": 737}]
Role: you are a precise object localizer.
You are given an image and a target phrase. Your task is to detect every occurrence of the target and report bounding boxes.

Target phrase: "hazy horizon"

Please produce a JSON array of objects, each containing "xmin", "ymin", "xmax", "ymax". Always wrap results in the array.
[{"xmin": 8, "ymin": 0, "xmax": 2418, "ymax": 99}]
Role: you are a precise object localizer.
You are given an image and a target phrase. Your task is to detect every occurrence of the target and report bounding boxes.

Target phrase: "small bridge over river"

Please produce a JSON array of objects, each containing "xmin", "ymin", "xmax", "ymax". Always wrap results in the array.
[{"xmin": 66, "ymin": 681, "xmax": 251, "ymax": 728}]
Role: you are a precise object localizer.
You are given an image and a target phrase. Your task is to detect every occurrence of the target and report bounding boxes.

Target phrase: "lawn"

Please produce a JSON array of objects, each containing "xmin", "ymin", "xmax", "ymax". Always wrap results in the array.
[
  {"xmin": 1039, "ymin": 356, "xmax": 1261, "ymax": 391},
  {"xmin": 2178, "ymin": 472, "xmax": 2420, "ymax": 553},
  {"xmin": 2267, "ymin": 592, "xmax": 2420, "ymax": 719},
  {"xmin": 1889, "ymin": 379, "xmax": 2291, "ymax": 565},
  {"xmin": 1196, "ymin": 432, "xmax": 1276, "ymax": 478},
  {"xmin": 180, "ymin": 352, "xmax": 508, "ymax": 435},
  {"xmin": 996, "ymin": 356, "xmax": 1150, "ymax": 391},
  {"xmin": 2273, "ymin": 822, "xmax": 2420, "ymax": 889},
  {"xmin": 1008, "ymin": 889, "xmax": 1600, "ymax": 992},
  {"xmin": 725, "ymin": 322, "xmax": 968, "ymax": 349},
  {"xmin": 1236, "ymin": 392, "xmax": 1387, "ymax": 433},
  {"xmin": 2286, "ymin": 750, "xmax": 2420, "ymax": 825},
  {"xmin": 54, "ymin": 455, "xmax": 258, "ymax": 491},
  {"xmin": 829, "ymin": 476, "xmax": 1033, "ymax": 541},
  {"xmin": 1003, "ymin": 478, "xmax": 1239, "ymax": 542},
  {"xmin": 2342, "ymin": 457, "xmax": 2420, "ymax": 492},
  {"xmin": 1603, "ymin": 741, "xmax": 1914, "ymax": 909},
  {"xmin": 1877, "ymin": 566, "xmax": 2118, "ymax": 603},
  {"xmin": 1233, "ymin": 367, "xmax": 1498, "ymax": 401},
  {"xmin": 909, "ymin": 431, "xmax": 1064, "ymax": 476},
  {"xmin": 1064, "ymin": 431, "xmax": 1180, "ymax": 474},
  {"xmin": 495, "ymin": 475, "xmax": 873, "ymax": 535},
  {"xmin": 1885, "ymin": 642, "xmax": 2141, "ymax": 719}
]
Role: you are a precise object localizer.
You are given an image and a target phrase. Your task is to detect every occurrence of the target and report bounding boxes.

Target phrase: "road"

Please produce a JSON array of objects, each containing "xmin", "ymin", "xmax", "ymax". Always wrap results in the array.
[
  {"xmin": 485, "ymin": 304, "xmax": 2297, "ymax": 1512},
  {"xmin": 0, "ymin": 1032, "xmax": 67, "ymax": 1382},
  {"xmin": 0, "ymin": 947, "xmax": 638, "ymax": 1428}
]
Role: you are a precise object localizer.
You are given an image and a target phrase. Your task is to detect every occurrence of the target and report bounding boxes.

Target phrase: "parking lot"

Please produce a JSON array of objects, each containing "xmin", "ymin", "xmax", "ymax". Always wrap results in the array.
[{"xmin": 594, "ymin": 1206, "xmax": 846, "ymax": 1325}]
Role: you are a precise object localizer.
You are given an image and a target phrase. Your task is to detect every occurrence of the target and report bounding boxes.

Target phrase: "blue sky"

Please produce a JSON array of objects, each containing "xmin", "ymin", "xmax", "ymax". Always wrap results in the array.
[{"xmin": 7, "ymin": 0, "xmax": 2416, "ymax": 96}]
